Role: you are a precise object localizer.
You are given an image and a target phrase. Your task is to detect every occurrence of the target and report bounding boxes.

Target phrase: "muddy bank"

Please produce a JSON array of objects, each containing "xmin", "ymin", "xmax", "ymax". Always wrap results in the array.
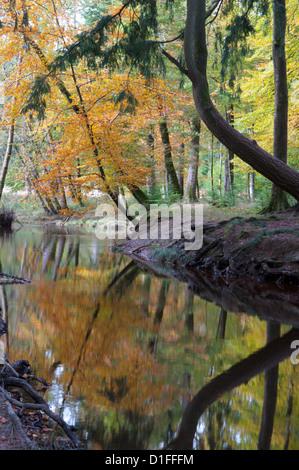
[
  {"xmin": 114, "ymin": 211, "xmax": 299, "ymax": 327},
  {"xmin": 116, "ymin": 211, "xmax": 299, "ymax": 284}
]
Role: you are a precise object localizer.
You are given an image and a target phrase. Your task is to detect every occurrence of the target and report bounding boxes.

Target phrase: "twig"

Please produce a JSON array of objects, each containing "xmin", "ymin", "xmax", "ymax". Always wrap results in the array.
[{"xmin": 0, "ymin": 272, "xmax": 30, "ymax": 284}]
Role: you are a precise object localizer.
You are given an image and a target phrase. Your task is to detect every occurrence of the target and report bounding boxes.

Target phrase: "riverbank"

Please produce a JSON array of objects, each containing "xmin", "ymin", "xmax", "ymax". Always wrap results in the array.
[
  {"xmin": 114, "ymin": 208, "xmax": 299, "ymax": 286},
  {"xmin": 5, "ymin": 191, "xmax": 299, "ymax": 285}
]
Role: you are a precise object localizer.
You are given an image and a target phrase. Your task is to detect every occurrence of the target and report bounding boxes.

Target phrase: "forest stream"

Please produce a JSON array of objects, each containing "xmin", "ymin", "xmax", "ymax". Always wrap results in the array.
[{"xmin": 0, "ymin": 224, "xmax": 298, "ymax": 450}]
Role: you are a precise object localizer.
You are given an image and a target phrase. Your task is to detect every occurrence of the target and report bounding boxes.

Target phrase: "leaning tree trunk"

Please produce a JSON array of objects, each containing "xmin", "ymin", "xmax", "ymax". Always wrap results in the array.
[
  {"xmin": 263, "ymin": 0, "xmax": 290, "ymax": 212},
  {"xmin": 184, "ymin": 0, "xmax": 299, "ymax": 202}
]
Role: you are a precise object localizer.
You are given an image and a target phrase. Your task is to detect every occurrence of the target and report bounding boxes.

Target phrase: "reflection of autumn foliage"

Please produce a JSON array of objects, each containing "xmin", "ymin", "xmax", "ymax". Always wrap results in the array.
[
  {"xmin": 22, "ymin": 267, "xmax": 177, "ymax": 416},
  {"xmin": 4, "ymin": 229, "xmax": 298, "ymax": 449}
]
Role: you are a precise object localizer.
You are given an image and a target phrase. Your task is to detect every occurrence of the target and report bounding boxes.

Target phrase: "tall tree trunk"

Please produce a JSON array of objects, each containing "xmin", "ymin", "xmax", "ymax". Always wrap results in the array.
[
  {"xmin": 226, "ymin": 104, "xmax": 234, "ymax": 187},
  {"xmin": 248, "ymin": 172, "xmax": 255, "ymax": 201},
  {"xmin": 159, "ymin": 118, "xmax": 183, "ymax": 198},
  {"xmin": 223, "ymin": 151, "xmax": 231, "ymax": 194},
  {"xmin": 185, "ymin": 117, "xmax": 201, "ymax": 201},
  {"xmin": 264, "ymin": 0, "xmax": 289, "ymax": 212},
  {"xmin": 218, "ymin": 146, "xmax": 223, "ymax": 196},
  {"xmin": 183, "ymin": 0, "xmax": 299, "ymax": 202},
  {"xmin": 146, "ymin": 127, "xmax": 157, "ymax": 199},
  {"xmin": 177, "ymin": 142, "xmax": 185, "ymax": 194},
  {"xmin": 210, "ymin": 134, "xmax": 214, "ymax": 192},
  {"xmin": 0, "ymin": 124, "xmax": 15, "ymax": 201}
]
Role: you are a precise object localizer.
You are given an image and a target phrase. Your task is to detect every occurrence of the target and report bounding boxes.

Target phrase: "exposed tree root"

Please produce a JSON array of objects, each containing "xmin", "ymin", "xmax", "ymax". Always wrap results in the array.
[{"xmin": 0, "ymin": 357, "xmax": 79, "ymax": 448}]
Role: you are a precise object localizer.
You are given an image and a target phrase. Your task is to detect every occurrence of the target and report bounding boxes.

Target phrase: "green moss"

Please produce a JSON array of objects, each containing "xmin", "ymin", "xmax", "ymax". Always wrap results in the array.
[
  {"xmin": 150, "ymin": 245, "xmax": 190, "ymax": 264},
  {"xmin": 241, "ymin": 228, "xmax": 299, "ymax": 249}
]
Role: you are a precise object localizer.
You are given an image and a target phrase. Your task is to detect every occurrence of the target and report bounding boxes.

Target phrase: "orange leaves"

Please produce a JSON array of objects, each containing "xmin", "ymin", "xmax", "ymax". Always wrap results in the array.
[{"xmin": 0, "ymin": 0, "xmax": 193, "ymax": 206}]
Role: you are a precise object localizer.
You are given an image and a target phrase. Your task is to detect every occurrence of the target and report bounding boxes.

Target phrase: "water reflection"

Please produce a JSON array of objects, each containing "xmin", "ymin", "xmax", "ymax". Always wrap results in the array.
[{"xmin": 0, "ymin": 225, "xmax": 298, "ymax": 450}]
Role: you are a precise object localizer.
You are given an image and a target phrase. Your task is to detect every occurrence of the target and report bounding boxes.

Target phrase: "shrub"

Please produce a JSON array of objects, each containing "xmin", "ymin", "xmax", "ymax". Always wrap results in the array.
[{"xmin": 0, "ymin": 206, "xmax": 16, "ymax": 230}]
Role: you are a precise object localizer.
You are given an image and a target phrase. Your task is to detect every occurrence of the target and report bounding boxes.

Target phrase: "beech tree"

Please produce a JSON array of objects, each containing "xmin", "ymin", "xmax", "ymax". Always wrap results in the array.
[{"xmin": 3, "ymin": 0, "xmax": 298, "ymax": 209}]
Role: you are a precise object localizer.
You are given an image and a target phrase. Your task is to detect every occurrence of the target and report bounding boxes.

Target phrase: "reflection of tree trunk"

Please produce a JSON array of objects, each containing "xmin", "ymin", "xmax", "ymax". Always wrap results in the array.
[
  {"xmin": 104, "ymin": 261, "xmax": 140, "ymax": 298},
  {"xmin": 52, "ymin": 236, "xmax": 66, "ymax": 281},
  {"xmin": 258, "ymin": 322, "xmax": 281, "ymax": 450},
  {"xmin": 0, "ymin": 282, "xmax": 8, "ymax": 353},
  {"xmin": 141, "ymin": 275, "xmax": 151, "ymax": 317},
  {"xmin": 154, "ymin": 280, "xmax": 170, "ymax": 325},
  {"xmin": 149, "ymin": 280, "xmax": 170, "ymax": 355},
  {"xmin": 41, "ymin": 238, "xmax": 57, "ymax": 276},
  {"xmin": 168, "ymin": 327, "xmax": 299, "ymax": 450},
  {"xmin": 0, "ymin": 285, "xmax": 8, "ymax": 328},
  {"xmin": 216, "ymin": 308, "xmax": 227, "ymax": 340},
  {"xmin": 184, "ymin": 285, "xmax": 194, "ymax": 332},
  {"xmin": 20, "ymin": 239, "xmax": 28, "ymax": 278},
  {"xmin": 283, "ymin": 366, "xmax": 295, "ymax": 450}
]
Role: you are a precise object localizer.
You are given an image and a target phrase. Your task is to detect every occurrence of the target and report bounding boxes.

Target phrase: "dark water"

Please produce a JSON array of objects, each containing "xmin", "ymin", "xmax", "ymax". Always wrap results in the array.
[{"xmin": 0, "ymin": 225, "xmax": 298, "ymax": 450}]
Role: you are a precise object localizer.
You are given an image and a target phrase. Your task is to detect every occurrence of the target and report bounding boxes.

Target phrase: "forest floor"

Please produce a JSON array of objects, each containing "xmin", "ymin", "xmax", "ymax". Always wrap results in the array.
[
  {"xmin": 0, "ymin": 389, "xmax": 40, "ymax": 450},
  {"xmin": 0, "ymin": 387, "xmax": 82, "ymax": 450}
]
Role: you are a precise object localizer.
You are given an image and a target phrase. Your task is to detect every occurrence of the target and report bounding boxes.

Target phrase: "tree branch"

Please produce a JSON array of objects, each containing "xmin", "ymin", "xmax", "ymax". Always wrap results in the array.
[{"xmin": 161, "ymin": 49, "xmax": 190, "ymax": 78}]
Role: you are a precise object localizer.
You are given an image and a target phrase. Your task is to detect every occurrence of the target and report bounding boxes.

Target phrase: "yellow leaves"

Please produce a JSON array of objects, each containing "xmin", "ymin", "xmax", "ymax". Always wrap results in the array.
[{"xmin": 0, "ymin": 0, "xmax": 194, "ymax": 205}]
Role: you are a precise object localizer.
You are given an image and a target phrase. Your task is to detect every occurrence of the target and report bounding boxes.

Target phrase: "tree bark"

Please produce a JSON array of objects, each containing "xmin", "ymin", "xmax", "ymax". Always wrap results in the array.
[
  {"xmin": 185, "ymin": 117, "xmax": 201, "ymax": 201},
  {"xmin": 146, "ymin": 127, "xmax": 157, "ymax": 199},
  {"xmin": 225, "ymin": 104, "xmax": 234, "ymax": 192},
  {"xmin": 184, "ymin": 0, "xmax": 299, "ymax": 202},
  {"xmin": 265, "ymin": 0, "xmax": 289, "ymax": 211},
  {"xmin": 159, "ymin": 118, "xmax": 183, "ymax": 198},
  {"xmin": 0, "ymin": 124, "xmax": 15, "ymax": 201},
  {"xmin": 248, "ymin": 172, "xmax": 255, "ymax": 200},
  {"xmin": 177, "ymin": 142, "xmax": 185, "ymax": 194}
]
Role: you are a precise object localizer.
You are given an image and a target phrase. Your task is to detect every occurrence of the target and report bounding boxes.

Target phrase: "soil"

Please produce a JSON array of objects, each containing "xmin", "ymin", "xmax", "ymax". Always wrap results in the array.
[
  {"xmin": 0, "ymin": 388, "xmax": 81, "ymax": 450},
  {"xmin": 115, "ymin": 209, "xmax": 299, "ymax": 286},
  {"xmin": 0, "ymin": 389, "xmax": 38, "ymax": 450}
]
